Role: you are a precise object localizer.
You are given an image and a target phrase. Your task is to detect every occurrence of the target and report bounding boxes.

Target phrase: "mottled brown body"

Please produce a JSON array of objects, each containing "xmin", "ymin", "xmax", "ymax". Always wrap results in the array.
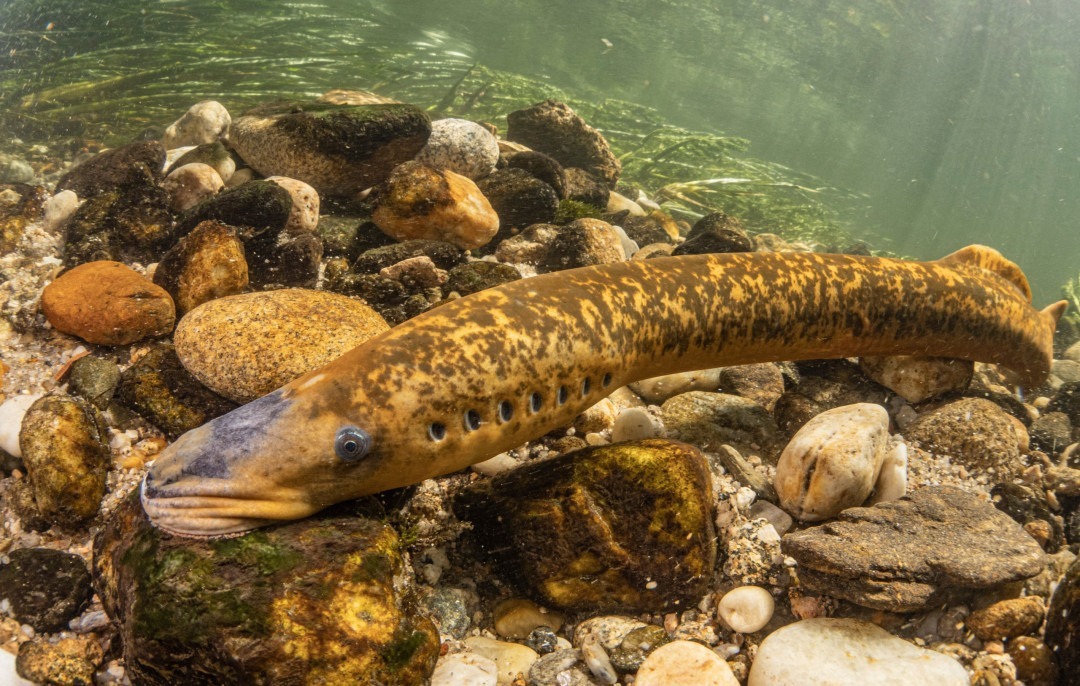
[{"xmin": 142, "ymin": 246, "xmax": 1065, "ymax": 536}]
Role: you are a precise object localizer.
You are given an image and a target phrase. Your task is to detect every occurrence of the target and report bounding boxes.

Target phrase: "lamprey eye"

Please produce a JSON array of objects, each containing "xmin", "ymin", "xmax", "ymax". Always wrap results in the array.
[{"xmin": 335, "ymin": 426, "xmax": 372, "ymax": 462}]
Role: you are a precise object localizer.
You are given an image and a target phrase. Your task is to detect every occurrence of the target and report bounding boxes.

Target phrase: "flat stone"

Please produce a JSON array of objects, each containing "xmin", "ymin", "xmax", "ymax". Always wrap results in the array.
[
  {"xmin": 782, "ymin": 485, "xmax": 1046, "ymax": 612},
  {"xmin": 41, "ymin": 261, "xmax": 175, "ymax": 345},
  {"xmin": 635, "ymin": 640, "xmax": 738, "ymax": 686},
  {"xmin": 660, "ymin": 391, "xmax": 782, "ymax": 463},
  {"xmin": 748, "ymin": 618, "xmax": 968, "ymax": 686}
]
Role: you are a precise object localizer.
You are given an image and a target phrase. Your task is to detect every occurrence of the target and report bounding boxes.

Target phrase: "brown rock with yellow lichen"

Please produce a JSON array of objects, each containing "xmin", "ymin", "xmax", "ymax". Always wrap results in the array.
[
  {"xmin": 93, "ymin": 492, "xmax": 439, "ymax": 686},
  {"xmin": 455, "ymin": 438, "xmax": 716, "ymax": 613}
]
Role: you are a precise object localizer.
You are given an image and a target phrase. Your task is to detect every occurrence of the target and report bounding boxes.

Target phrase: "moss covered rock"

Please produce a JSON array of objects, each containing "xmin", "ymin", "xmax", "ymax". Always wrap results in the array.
[
  {"xmin": 93, "ymin": 494, "xmax": 439, "ymax": 686},
  {"xmin": 455, "ymin": 438, "xmax": 715, "ymax": 613}
]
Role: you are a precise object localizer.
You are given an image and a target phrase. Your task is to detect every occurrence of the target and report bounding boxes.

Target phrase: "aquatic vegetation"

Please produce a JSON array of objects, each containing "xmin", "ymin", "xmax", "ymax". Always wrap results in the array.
[{"xmin": 1062, "ymin": 272, "xmax": 1080, "ymax": 329}]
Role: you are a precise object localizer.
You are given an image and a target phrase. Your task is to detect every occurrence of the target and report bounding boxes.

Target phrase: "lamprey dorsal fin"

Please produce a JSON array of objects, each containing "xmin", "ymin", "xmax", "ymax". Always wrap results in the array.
[{"xmin": 935, "ymin": 244, "xmax": 1032, "ymax": 301}]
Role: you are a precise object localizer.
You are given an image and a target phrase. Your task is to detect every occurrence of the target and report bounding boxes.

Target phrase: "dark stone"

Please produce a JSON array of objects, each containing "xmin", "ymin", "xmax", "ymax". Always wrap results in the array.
[
  {"xmin": 229, "ymin": 102, "xmax": 432, "ymax": 196},
  {"xmin": 454, "ymin": 438, "xmax": 716, "ymax": 613},
  {"xmin": 116, "ymin": 343, "xmax": 237, "ymax": 439},
  {"xmin": 1045, "ymin": 555, "xmax": 1080, "ymax": 685},
  {"xmin": 246, "ymin": 229, "xmax": 322, "ymax": 289},
  {"xmin": 1029, "ymin": 411, "xmax": 1073, "ymax": 455},
  {"xmin": 505, "ymin": 151, "xmax": 568, "ymax": 199},
  {"xmin": 991, "ymin": 482, "xmax": 1063, "ymax": 553},
  {"xmin": 317, "ymin": 216, "xmax": 393, "ymax": 261},
  {"xmin": 539, "ymin": 218, "xmax": 624, "ymax": 273},
  {"xmin": 93, "ymin": 492, "xmax": 439, "ymax": 686},
  {"xmin": 672, "ymin": 212, "xmax": 754, "ymax": 256},
  {"xmin": 56, "ymin": 140, "xmax": 166, "ymax": 197},
  {"xmin": 323, "ymin": 266, "xmax": 425, "ymax": 326},
  {"xmin": 782, "ymin": 486, "xmax": 1046, "ymax": 612},
  {"xmin": 68, "ymin": 355, "xmax": 121, "ymax": 409},
  {"xmin": 563, "ymin": 167, "xmax": 610, "ymax": 207},
  {"xmin": 506, "ymin": 100, "xmax": 621, "ymax": 188},
  {"xmin": 1048, "ymin": 381, "xmax": 1080, "ymax": 426},
  {"xmin": 609, "ymin": 625, "xmax": 671, "ymax": 673},
  {"xmin": 660, "ymin": 391, "xmax": 783, "ymax": 464},
  {"xmin": 176, "ymin": 180, "xmax": 292, "ymax": 238},
  {"xmin": 353, "ymin": 239, "xmax": 465, "ymax": 274},
  {"xmin": 443, "ymin": 261, "xmax": 521, "ymax": 297},
  {"xmin": 618, "ymin": 212, "xmax": 678, "ymax": 247},
  {"xmin": 526, "ymin": 626, "xmax": 560, "ymax": 655},
  {"xmin": 476, "ymin": 167, "xmax": 559, "ymax": 234},
  {"xmin": 0, "ymin": 548, "xmax": 92, "ymax": 632}
]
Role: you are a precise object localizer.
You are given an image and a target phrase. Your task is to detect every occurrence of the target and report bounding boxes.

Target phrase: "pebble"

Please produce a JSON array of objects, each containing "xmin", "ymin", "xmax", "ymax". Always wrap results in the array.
[
  {"xmin": 505, "ymin": 151, "xmax": 568, "ymax": 199},
  {"xmin": 493, "ymin": 222, "xmax": 560, "ymax": 264},
  {"xmin": 42, "ymin": 189, "xmax": 79, "ymax": 234},
  {"xmin": 0, "ymin": 153, "xmax": 34, "ymax": 183},
  {"xmin": 526, "ymin": 626, "xmax": 560, "ymax": 655},
  {"xmin": 166, "ymin": 140, "xmax": 236, "ymax": 182},
  {"xmin": 493, "ymin": 598, "xmax": 565, "ymax": 639},
  {"xmin": 506, "ymin": 99, "xmax": 621, "ymax": 188},
  {"xmin": 579, "ymin": 637, "xmax": 617, "ymax": 685},
  {"xmin": 18, "ymin": 395, "xmax": 110, "ymax": 528},
  {"xmin": 0, "ymin": 393, "xmax": 43, "ymax": 457},
  {"xmin": 380, "ymin": 255, "xmax": 448, "ymax": 288},
  {"xmin": 859, "ymin": 354, "xmax": 973, "ymax": 403},
  {"xmin": 422, "ymin": 587, "xmax": 472, "ymax": 639},
  {"xmin": 527, "ymin": 650, "xmax": 595, "ymax": 686},
  {"xmin": 373, "ymin": 161, "xmax": 500, "ymax": 249},
  {"xmin": 266, "ymin": 176, "xmax": 320, "ymax": 235},
  {"xmin": 868, "ymin": 439, "xmax": 908, "ymax": 505},
  {"xmin": 748, "ymin": 500, "xmax": 793, "ymax": 535},
  {"xmin": 443, "ymin": 261, "xmax": 521, "ymax": 297},
  {"xmin": 174, "ymin": 288, "xmax": 389, "ymax": 403},
  {"xmin": 716, "ymin": 586, "xmax": 775, "ymax": 633},
  {"xmin": 1065, "ymin": 340, "xmax": 1080, "ymax": 363},
  {"xmin": 163, "ymin": 100, "xmax": 231, "ymax": 148},
  {"xmin": 904, "ymin": 397, "xmax": 1024, "ymax": 480},
  {"xmin": 41, "ymin": 261, "xmax": 176, "ymax": 345},
  {"xmin": 672, "ymin": 212, "xmax": 753, "ymax": 255},
  {"xmin": 464, "ymin": 636, "xmax": 539, "ymax": 685},
  {"xmin": 720, "ymin": 363, "xmax": 786, "ymax": 412},
  {"xmin": 573, "ymin": 615, "xmax": 649, "ymax": 651},
  {"xmin": 153, "ymin": 219, "xmax": 248, "ymax": 315},
  {"xmin": 774, "ymin": 403, "xmax": 890, "ymax": 521},
  {"xmin": 606, "ymin": 190, "xmax": 646, "ymax": 216},
  {"xmin": 635, "ymin": 640, "xmax": 738, "ymax": 686},
  {"xmin": 162, "ymin": 162, "xmax": 224, "ymax": 211},
  {"xmin": 1045, "ymin": 554, "xmax": 1080, "ymax": 681},
  {"xmin": 55, "ymin": 140, "xmax": 165, "ymax": 196},
  {"xmin": 68, "ymin": 355, "xmax": 121, "ymax": 409},
  {"xmin": 611, "ymin": 406, "xmax": 662, "ymax": 442},
  {"xmin": 471, "ymin": 452, "xmax": 518, "ymax": 477},
  {"xmin": 475, "ymin": 167, "xmax": 560, "ymax": 233},
  {"xmin": 0, "ymin": 548, "xmax": 93, "ymax": 632},
  {"xmin": 414, "ymin": 117, "xmax": 499, "ymax": 180},
  {"xmin": 573, "ymin": 398, "xmax": 617, "ymax": 434},
  {"xmin": 660, "ymin": 391, "xmax": 782, "ymax": 462},
  {"xmin": 631, "ymin": 368, "xmax": 722, "ymax": 403},
  {"xmin": 539, "ymin": 218, "xmax": 625, "ymax": 272},
  {"xmin": 1006, "ymin": 636, "xmax": 1059, "ymax": 686},
  {"xmin": 430, "ymin": 653, "xmax": 498, "ymax": 686},
  {"xmin": 966, "ymin": 596, "xmax": 1045, "ymax": 640},
  {"xmin": 15, "ymin": 635, "xmax": 104, "ymax": 686},
  {"xmin": 0, "ymin": 649, "xmax": 33, "ymax": 686},
  {"xmin": 748, "ymin": 618, "xmax": 968, "ymax": 685}
]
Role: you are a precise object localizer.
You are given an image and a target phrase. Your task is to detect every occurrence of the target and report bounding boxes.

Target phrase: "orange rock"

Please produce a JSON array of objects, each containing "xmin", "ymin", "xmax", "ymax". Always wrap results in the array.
[{"xmin": 41, "ymin": 261, "xmax": 175, "ymax": 345}]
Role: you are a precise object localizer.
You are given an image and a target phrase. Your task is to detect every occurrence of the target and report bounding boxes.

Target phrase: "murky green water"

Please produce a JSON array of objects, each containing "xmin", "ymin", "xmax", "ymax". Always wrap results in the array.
[{"xmin": 1, "ymin": 0, "xmax": 1077, "ymax": 304}]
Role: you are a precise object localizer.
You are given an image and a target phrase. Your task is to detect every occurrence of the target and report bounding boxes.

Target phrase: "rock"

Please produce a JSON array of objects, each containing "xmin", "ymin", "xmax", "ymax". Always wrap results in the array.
[
  {"xmin": 904, "ymin": 397, "xmax": 1024, "ymax": 480},
  {"xmin": 372, "ymin": 161, "xmax": 499, "ymax": 249},
  {"xmin": 716, "ymin": 586, "xmax": 774, "ymax": 633},
  {"xmin": 966, "ymin": 596, "xmax": 1045, "ymax": 640},
  {"xmin": 423, "ymin": 587, "xmax": 472, "ymax": 639},
  {"xmin": 748, "ymin": 618, "xmax": 968, "ymax": 686},
  {"xmin": 782, "ymin": 485, "xmax": 1046, "ymax": 612},
  {"xmin": 0, "ymin": 184, "xmax": 46, "ymax": 253},
  {"xmin": 660, "ymin": 391, "xmax": 782, "ymax": 462},
  {"xmin": 717, "ymin": 444, "xmax": 778, "ymax": 503},
  {"xmin": 563, "ymin": 168, "xmax": 610, "ymax": 207},
  {"xmin": 1045, "ymin": 555, "xmax": 1080, "ymax": 685},
  {"xmin": 380, "ymin": 255, "xmax": 448, "ymax": 288},
  {"xmin": 672, "ymin": 212, "xmax": 753, "ymax": 256},
  {"xmin": 720, "ymin": 363, "xmax": 785, "ymax": 412},
  {"xmin": 528, "ymin": 650, "xmax": 595, "ymax": 686},
  {"xmin": 526, "ymin": 627, "xmax": 560, "ymax": 655},
  {"xmin": 162, "ymin": 162, "xmax": 223, "ymax": 211},
  {"xmin": 493, "ymin": 223, "xmax": 560, "ymax": 264},
  {"xmin": 443, "ymin": 261, "xmax": 521, "ymax": 297},
  {"xmin": 61, "ymin": 170, "xmax": 176, "ymax": 267},
  {"xmin": 635, "ymin": 640, "xmax": 738, "ymax": 686},
  {"xmin": 18, "ymin": 395, "xmax": 110, "ymax": 528},
  {"xmin": 464, "ymin": 636, "xmax": 539, "ymax": 685},
  {"xmin": 617, "ymin": 212, "xmax": 680, "ymax": 248},
  {"xmin": 431, "ymin": 653, "xmax": 498, "ymax": 686},
  {"xmin": 506, "ymin": 100, "xmax": 621, "ymax": 188},
  {"xmin": 116, "ymin": 343, "xmax": 237, "ymax": 439},
  {"xmin": 1006, "ymin": 636, "xmax": 1059, "ymax": 686},
  {"xmin": 68, "ymin": 355, "xmax": 121, "ymax": 409},
  {"xmin": 15, "ymin": 636, "xmax": 103, "ymax": 686},
  {"xmin": 869, "ymin": 441, "xmax": 908, "ymax": 505},
  {"xmin": 494, "ymin": 598, "xmax": 565, "ymax": 639},
  {"xmin": 164, "ymin": 140, "xmax": 236, "ymax": 181},
  {"xmin": 152, "ymin": 220, "xmax": 248, "ymax": 315},
  {"xmin": 859, "ymin": 355, "xmax": 973, "ymax": 403},
  {"xmin": 611, "ymin": 407, "xmax": 662, "ymax": 443},
  {"xmin": 163, "ymin": 100, "xmax": 231, "ymax": 148},
  {"xmin": 1048, "ymin": 381, "xmax": 1080, "ymax": 427},
  {"xmin": 354, "ymin": 239, "xmax": 466, "ymax": 274},
  {"xmin": 573, "ymin": 615, "xmax": 649, "ymax": 652},
  {"xmin": 539, "ymin": 218, "xmax": 625, "ymax": 272},
  {"xmin": 415, "ymin": 118, "xmax": 499, "ymax": 180},
  {"xmin": 632, "ymin": 369, "xmax": 722, "ymax": 404},
  {"xmin": 991, "ymin": 482, "xmax": 1064, "ymax": 553},
  {"xmin": 607, "ymin": 624, "xmax": 670, "ymax": 673},
  {"xmin": 176, "ymin": 179, "xmax": 291, "ymax": 237},
  {"xmin": 0, "ymin": 153, "xmax": 34, "ymax": 183},
  {"xmin": 455, "ymin": 439, "xmax": 715, "ymax": 613},
  {"xmin": 42, "ymin": 189, "xmax": 79, "ymax": 235},
  {"xmin": 56, "ymin": 140, "xmax": 165, "ymax": 196},
  {"xmin": 0, "ymin": 393, "xmax": 42, "ymax": 458},
  {"xmin": 41, "ymin": 261, "xmax": 175, "ymax": 345},
  {"xmin": 1053, "ymin": 359, "xmax": 1080, "ymax": 384},
  {"xmin": 1066, "ymin": 340, "xmax": 1080, "ymax": 363},
  {"xmin": 229, "ymin": 101, "xmax": 431, "ymax": 195},
  {"xmin": 93, "ymin": 493, "xmax": 439, "ymax": 686},
  {"xmin": 475, "ymin": 167, "xmax": 559, "ymax": 237},
  {"xmin": 266, "ymin": 176, "xmax": 320, "ymax": 235},
  {"xmin": 0, "ymin": 548, "xmax": 93, "ymax": 632},
  {"xmin": 506, "ymin": 151, "xmax": 568, "ymax": 199},
  {"xmin": 579, "ymin": 635, "xmax": 618, "ymax": 685},
  {"xmin": 248, "ymin": 229, "xmax": 323, "ymax": 288},
  {"xmin": 775, "ymin": 403, "xmax": 890, "ymax": 521},
  {"xmin": 606, "ymin": 191, "xmax": 645, "ymax": 216},
  {"xmin": 1029, "ymin": 411, "xmax": 1072, "ymax": 455},
  {"xmin": 173, "ymin": 288, "xmax": 388, "ymax": 403}
]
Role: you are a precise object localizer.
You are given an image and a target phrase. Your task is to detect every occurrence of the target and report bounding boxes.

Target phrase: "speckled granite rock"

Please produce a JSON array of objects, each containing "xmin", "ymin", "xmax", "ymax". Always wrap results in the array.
[
  {"xmin": 16, "ymin": 636, "xmax": 104, "ymax": 686},
  {"xmin": 174, "ymin": 288, "xmax": 389, "ymax": 403},
  {"xmin": 229, "ymin": 101, "xmax": 431, "ymax": 195},
  {"xmin": 966, "ymin": 596, "xmax": 1045, "ymax": 640},
  {"xmin": 455, "ymin": 438, "xmax": 715, "ymax": 613},
  {"xmin": 42, "ymin": 261, "xmax": 175, "ymax": 345},
  {"xmin": 904, "ymin": 397, "xmax": 1024, "ymax": 480},
  {"xmin": 782, "ymin": 485, "xmax": 1046, "ymax": 612},
  {"xmin": 152, "ymin": 219, "xmax": 248, "ymax": 315},
  {"xmin": 660, "ymin": 391, "xmax": 783, "ymax": 462},
  {"xmin": 414, "ymin": 117, "xmax": 499, "ymax": 180},
  {"xmin": 93, "ymin": 493, "xmax": 439, "ymax": 686},
  {"xmin": 0, "ymin": 548, "xmax": 93, "ymax": 632},
  {"xmin": 1045, "ymin": 555, "xmax": 1080, "ymax": 686},
  {"xmin": 506, "ymin": 100, "xmax": 621, "ymax": 188},
  {"xmin": 56, "ymin": 140, "xmax": 165, "ymax": 196},
  {"xmin": 18, "ymin": 395, "xmax": 110, "ymax": 528}
]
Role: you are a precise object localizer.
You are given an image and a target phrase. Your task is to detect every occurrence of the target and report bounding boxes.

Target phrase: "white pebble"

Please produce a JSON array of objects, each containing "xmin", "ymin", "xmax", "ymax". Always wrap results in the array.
[
  {"xmin": 611, "ymin": 407, "xmax": 662, "ymax": 442},
  {"xmin": 717, "ymin": 586, "xmax": 775, "ymax": 633},
  {"xmin": 163, "ymin": 100, "xmax": 232, "ymax": 148},
  {"xmin": 0, "ymin": 393, "xmax": 43, "ymax": 457},
  {"xmin": 430, "ymin": 653, "xmax": 498, "ymax": 686},
  {"xmin": 748, "ymin": 500, "xmax": 793, "ymax": 535},
  {"xmin": 472, "ymin": 452, "xmax": 518, "ymax": 477},
  {"xmin": 606, "ymin": 190, "xmax": 646, "ymax": 216},
  {"xmin": 266, "ymin": 176, "xmax": 320, "ymax": 235},
  {"xmin": 465, "ymin": 636, "xmax": 539, "ymax": 684},
  {"xmin": 43, "ymin": 190, "xmax": 80, "ymax": 234},
  {"xmin": 0, "ymin": 648, "xmax": 34, "ymax": 686},
  {"xmin": 868, "ymin": 440, "xmax": 908, "ymax": 505},
  {"xmin": 581, "ymin": 637, "xmax": 618, "ymax": 685},
  {"xmin": 415, "ymin": 118, "xmax": 499, "ymax": 180},
  {"xmin": 631, "ymin": 369, "xmax": 721, "ymax": 403},
  {"xmin": 635, "ymin": 640, "xmax": 739, "ymax": 686},
  {"xmin": 163, "ymin": 163, "xmax": 223, "ymax": 211}
]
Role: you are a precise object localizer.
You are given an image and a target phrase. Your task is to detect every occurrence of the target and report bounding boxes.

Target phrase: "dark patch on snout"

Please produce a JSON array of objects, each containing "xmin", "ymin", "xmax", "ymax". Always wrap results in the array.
[
  {"xmin": 209, "ymin": 389, "xmax": 290, "ymax": 447},
  {"xmin": 184, "ymin": 451, "xmax": 230, "ymax": 479}
]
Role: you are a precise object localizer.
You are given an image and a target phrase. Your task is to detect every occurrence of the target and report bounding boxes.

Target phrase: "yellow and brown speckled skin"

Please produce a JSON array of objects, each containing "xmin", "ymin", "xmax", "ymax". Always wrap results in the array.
[{"xmin": 142, "ymin": 245, "xmax": 1065, "ymax": 536}]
